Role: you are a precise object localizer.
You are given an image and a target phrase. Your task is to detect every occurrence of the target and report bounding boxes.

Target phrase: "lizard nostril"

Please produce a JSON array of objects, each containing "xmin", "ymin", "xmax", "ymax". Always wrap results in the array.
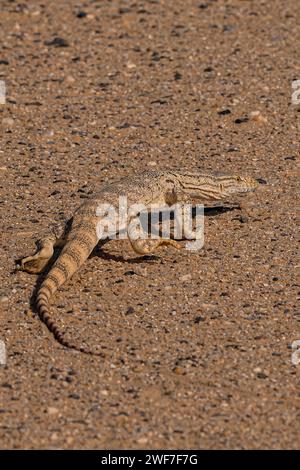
[{"xmin": 256, "ymin": 178, "xmax": 267, "ymax": 185}]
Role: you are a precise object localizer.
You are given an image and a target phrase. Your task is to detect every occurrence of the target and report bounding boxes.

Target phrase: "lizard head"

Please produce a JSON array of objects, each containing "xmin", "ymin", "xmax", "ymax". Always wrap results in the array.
[{"xmin": 226, "ymin": 175, "xmax": 266, "ymax": 194}]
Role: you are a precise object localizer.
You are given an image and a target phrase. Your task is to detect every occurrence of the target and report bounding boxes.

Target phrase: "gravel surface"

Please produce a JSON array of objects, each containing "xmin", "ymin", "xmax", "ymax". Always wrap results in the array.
[{"xmin": 0, "ymin": 0, "xmax": 299, "ymax": 449}]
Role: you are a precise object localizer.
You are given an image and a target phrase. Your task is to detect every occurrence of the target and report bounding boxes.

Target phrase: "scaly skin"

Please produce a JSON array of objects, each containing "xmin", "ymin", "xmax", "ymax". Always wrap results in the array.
[{"xmin": 17, "ymin": 170, "xmax": 262, "ymax": 355}]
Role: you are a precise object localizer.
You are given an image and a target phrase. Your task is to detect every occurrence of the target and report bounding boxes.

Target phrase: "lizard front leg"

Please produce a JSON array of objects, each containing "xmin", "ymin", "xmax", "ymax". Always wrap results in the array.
[
  {"xmin": 173, "ymin": 203, "xmax": 197, "ymax": 240},
  {"xmin": 129, "ymin": 237, "xmax": 182, "ymax": 255}
]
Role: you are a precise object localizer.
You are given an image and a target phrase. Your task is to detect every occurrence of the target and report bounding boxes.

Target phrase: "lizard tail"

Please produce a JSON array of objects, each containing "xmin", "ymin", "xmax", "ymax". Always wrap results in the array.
[{"xmin": 36, "ymin": 228, "xmax": 104, "ymax": 356}]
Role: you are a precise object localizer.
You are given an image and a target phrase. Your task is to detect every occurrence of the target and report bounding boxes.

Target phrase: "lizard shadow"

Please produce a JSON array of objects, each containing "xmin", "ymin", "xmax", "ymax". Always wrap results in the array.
[
  {"xmin": 91, "ymin": 204, "xmax": 240, "ymax": 264},
  {"xmin": 27, "ymin": 240, "xmax": 157, "ymax": 313},
  {"xmin": 28, "ymin": 204, "xmax": 239, "ymax": 310},
  {"xmin": 90, "ymin": 246, "xmax": 160, "ymax": 264}
]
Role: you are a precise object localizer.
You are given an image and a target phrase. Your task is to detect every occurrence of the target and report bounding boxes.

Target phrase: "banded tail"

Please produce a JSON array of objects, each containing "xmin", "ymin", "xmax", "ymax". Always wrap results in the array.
[{"xmin": 36, "ymin": 228, "xmax": 104, "ymax": 356}]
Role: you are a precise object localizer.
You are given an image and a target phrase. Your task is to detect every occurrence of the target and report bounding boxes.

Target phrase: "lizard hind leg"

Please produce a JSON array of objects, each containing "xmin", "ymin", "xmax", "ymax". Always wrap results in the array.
[{"xmin": 17, "ymin": 235, "xmax": 65, "ymax": 274}]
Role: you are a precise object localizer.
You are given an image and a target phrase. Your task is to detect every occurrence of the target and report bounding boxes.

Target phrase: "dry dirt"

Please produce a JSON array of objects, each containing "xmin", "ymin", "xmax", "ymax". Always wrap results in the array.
[{"xmin": 0, "ymin": 0, "xmax": 299, "ymax": 450}]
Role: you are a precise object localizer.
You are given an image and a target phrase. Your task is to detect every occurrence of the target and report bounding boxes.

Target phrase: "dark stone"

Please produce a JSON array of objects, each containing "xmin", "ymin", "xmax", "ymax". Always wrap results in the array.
[
  {"xmin": 151, "ymin": 51, "xmax": 161, "ymax": 62},
  {"xmin": 256, "ymin": 178, "xmax": 267, "ymax": 184},
  {"xmin": 257, "ymin": 372, "xmax": 268, "ymax": 379},
  {"xmin": 194, "ymin": 316, "xmax": 205, "ymax": 323},
  {"xmin": 235, "ymin": 117, "xmax": 249, "ymax": 124},
  {"xmin": 76, "ymin": 11, "xmax": 87, "ymax": 18},
  {"xmin": 118, "ymin": 122, "xmax": 131, "ymax": 129},
  {"xmin": 119, "ymin": 7, "xmax": 131, "ymax": 14},
  {"xmin": 218, "ymin": 109, "xmax": 231, "ymax": 115},
  {"xmin": 126, "ymin": 306, "xmax": 135, "ymax": 315},
  {"xmin": 44, "ymin": 37, "xmax": 70, "ymax": 47}
]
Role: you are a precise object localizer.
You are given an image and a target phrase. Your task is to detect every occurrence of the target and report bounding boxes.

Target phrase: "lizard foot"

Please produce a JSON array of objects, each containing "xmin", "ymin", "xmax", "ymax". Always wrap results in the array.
[
  {"xmin": 130, "ymin": 238, "xmax": 182, "ymax": 256},
  {"xmin": 16, "ymin": 254, "xmax": 51, "ymax": 274},
  {"xmin": 16, "ymin": 237, "xmax": 56, "ymax": 274}
]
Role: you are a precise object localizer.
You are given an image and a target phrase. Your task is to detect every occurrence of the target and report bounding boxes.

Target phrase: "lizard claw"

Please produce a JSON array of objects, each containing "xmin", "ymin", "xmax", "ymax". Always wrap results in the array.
[{"xmin": 13, "ymin": 259, "xmax": 24, "ymax": 274}]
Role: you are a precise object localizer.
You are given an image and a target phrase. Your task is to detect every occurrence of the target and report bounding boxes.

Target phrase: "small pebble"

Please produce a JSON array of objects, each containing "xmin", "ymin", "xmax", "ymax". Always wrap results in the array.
[
  {"xmin": 44, "ymin": 37, "xmax": 69, "ymax": 47},
  {"xmin": 257, "ymin": 372, "xmax": 268, "ymax": 379},
  {"xmin": 126, "ymin": 306, "xmax": 135, "ymax": 315},
  {"xmin": 76, "ymin": 11, "xmax": 87, "ymax": 18},
  {"xmin": 65, "ymin": 75, "xmax": 75, "ymax": 84},
  {"xmin": 237, "ymin": 215, "xmax": 249, "ymax": 223},
  {"xmin": 137, "ymin": 437, "xmax": 148, "ymax": 445},
  {"xmin": 41, "ymin": 130, "xmax": 54, "ymax": 137},
  {"xmin": 218, "ymin": 109, "xmax": 231, "ymax": 115},
  {"xmin": 2, "ymin": 118, "xmax": 14, "ymax": 127},
  {"xmin": 250, "ymin": 110, "xmax": 268, "ymax": 124},
  {"xmin": 180, "ymin": 274, "xmax": 192, "ymax": 282},
  {"xmin": 173, "ymin": 366, "xmax": 184, "ymax": 375},
  {"xmin": 194, "ymin": 316, "xmax": 205, "ymax": 323},
  {"xmin": 47, "ymin": 406, "xmax": 59, "ymax": 415},
  {"xmin": 235, "ymin": 117, "xmax": 249, "ymax": 124}
]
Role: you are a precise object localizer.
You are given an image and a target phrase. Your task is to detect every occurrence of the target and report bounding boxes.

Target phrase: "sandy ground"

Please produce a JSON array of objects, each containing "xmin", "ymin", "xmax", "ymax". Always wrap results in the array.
[{"xmin": 0, "ymin": 0, "xmax": 299, "ymax": 449}]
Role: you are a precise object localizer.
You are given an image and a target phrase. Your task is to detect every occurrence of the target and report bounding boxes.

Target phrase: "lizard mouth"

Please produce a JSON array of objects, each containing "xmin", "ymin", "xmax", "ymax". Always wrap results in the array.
[{"xmin": 256, "ymin": 178, "xmax": 267, "ymax": 185}]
